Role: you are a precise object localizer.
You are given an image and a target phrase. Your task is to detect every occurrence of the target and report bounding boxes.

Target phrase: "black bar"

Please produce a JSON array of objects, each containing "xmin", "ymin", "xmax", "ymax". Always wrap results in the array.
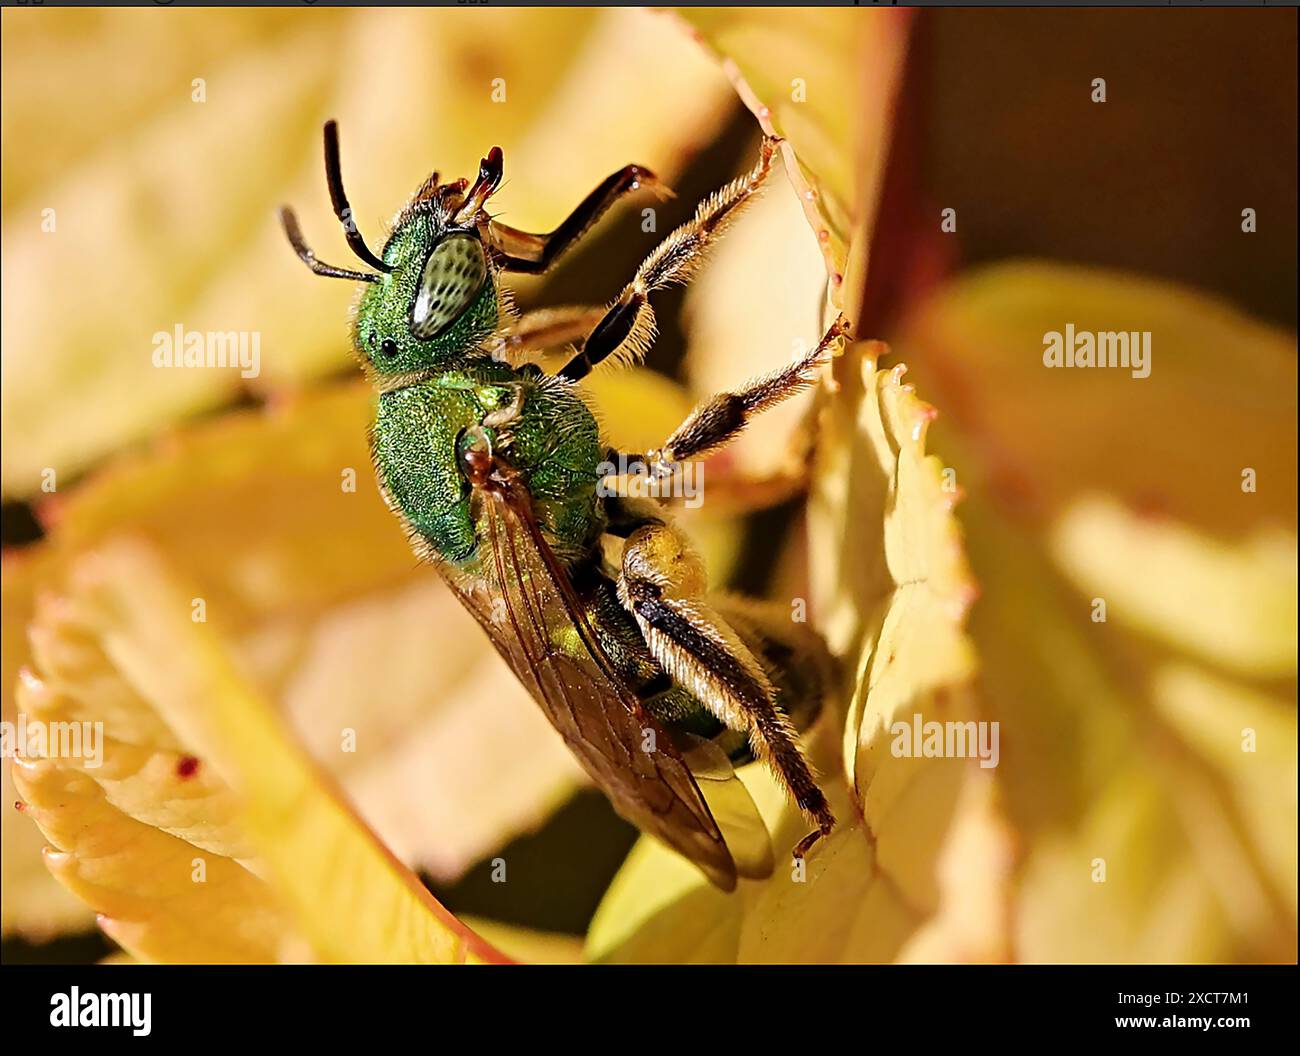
[{"xmin": 2, "ymin": 963, "xmax": 1295, "ymax": 1041}]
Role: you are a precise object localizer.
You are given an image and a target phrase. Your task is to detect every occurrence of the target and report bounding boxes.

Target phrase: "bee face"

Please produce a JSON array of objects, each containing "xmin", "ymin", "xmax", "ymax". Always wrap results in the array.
[
  {"xmin": 279, "ymin": 121, "xmax": 504, "ymax": 378},
  {"xmin": 355, "ymin": 216, "xmax": 499, "ymax": 376}
]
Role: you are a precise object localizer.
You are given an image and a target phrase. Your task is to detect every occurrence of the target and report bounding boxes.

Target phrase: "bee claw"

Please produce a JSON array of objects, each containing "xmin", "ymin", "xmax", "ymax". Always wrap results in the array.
[
  {"xmin": 792, "ymin": 828, "xmax": 823, "ymax": 861},
  {"xmin": 760, "ymin": 133, "xmax": 786, "ymax": 160},
  {"xmin": 634, "ymin": 169, "xmax": 676, "ymax": 202}
]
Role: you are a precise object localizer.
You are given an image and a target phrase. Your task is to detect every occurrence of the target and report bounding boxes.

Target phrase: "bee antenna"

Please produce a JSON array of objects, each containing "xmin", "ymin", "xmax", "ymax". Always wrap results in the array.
[
  {"xmin": 280, "ymin": 205, "xmax": 380, "ymax": 283},
  {"xmin": 323, "ymin": 120, "xmax": 394, "ymax": 273}
]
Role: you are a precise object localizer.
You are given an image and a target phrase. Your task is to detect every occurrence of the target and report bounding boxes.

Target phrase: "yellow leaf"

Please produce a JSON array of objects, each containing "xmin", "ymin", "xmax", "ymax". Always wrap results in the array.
[
  {"xmin": 678, "ymin": 7, "xmax": 912, "ymax": 295},
  {"xmin": 1, "ymin": 382, "xmax": 582, "ymax": 933},
  {"xmin": 3, "ymin": 354, "xmax": 751, "ymax": 939},
  {"xmin": 1151, "ymin": 664, "xmax": 1297, "ymax": 922},
  {"xmin": 586, "ymin": 826, "xmax": 743, "ymax": 965},
  {"xmin": 811, "ymin": 344, "xmax": 978, "ymax": 791},
  {"xmin": 897, "ymin": 264, "xmax": 1298, "ymax": 961},
  {"xmin": 2, "ymin": 553, "xmax": 94, "ymax": 940},
  {"xmin": 898, "ymin": 261, "xmax": 1298, "ymax": 535},
  {"xmin": 587, "ymin": 342, "xmax": 998, "ymax": 963},
  {"xmin": 13, "ymin": 540, "xmax": 507, "ymax": 964},
  {"xmin": 460, "ymin": 916, "xmax": 584, "ymax": 965},
  {"xmin": 1051, "ymin": 496, "xmax": 1297, "ymax": 678}
]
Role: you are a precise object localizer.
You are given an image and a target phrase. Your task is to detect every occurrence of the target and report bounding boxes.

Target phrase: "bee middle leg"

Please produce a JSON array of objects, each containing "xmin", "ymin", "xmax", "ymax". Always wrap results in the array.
[
  {"xmin": 560, "ymin": 136, "xmax": 783, "ymax": 383},
  {"xmin": 615, "ymin": 519, "xmax": 836, "ymax": 855}
]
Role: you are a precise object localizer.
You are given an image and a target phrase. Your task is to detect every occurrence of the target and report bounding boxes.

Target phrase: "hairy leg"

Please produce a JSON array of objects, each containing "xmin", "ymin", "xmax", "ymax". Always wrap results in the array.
[
  {"xmin": 616, "ymin": 519, "xmax": 835, "ymax": 854},
  {"xmin": 560, "ymin": 137, "xmax": 783, "ymax": 382},
  {"xmin": 642, "ymin": 313, "xmax": 849, "ymax": 471},
  {"xmin": 596, "ymin": 313, "xmax": 847, "ymax": 516}
]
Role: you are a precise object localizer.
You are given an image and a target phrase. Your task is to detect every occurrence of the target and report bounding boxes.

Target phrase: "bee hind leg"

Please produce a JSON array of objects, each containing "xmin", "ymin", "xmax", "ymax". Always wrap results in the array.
[
  {"xmin": 616, "ymin": 519, "xmax": 835, "ymax": 852},
  {"xmin": 639, "ymin": 313, "xmax": 850, "ymax": 473},
  {"xmin": 601, "ymin": 313, "xmax": 850, "ymax": 517}
]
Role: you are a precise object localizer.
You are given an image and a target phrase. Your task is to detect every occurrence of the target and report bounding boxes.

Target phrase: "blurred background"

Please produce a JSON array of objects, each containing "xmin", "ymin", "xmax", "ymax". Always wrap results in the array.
[{"xmin": 2, "ymin": 7, "xmax": 1295, "ymax": 963}]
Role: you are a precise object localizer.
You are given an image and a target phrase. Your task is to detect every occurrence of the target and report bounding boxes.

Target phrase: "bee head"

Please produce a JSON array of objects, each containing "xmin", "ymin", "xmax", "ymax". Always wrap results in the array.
[{"xmin": 280, "ymin": 122, "xmax": 504, "ymax": 377}]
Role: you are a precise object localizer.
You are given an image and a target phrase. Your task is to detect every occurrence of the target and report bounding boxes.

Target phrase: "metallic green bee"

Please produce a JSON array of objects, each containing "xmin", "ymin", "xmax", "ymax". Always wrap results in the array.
[{"xmin": 281, "ymin": 121, "xmax": 845, "ymax": 889}]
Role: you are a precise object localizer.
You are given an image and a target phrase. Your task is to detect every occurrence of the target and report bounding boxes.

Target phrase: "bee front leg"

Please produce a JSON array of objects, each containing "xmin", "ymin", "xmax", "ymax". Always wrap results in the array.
[
  {"xmin": 481, "ymin": 383, "xmax": 527, "ymax": 429},
  {"xmin": 602, "ymin": 314, "xmax": 848, "ymax": 514},
  {"xmin": 483, "ymin": 164, "xmax": 672, "ymax": 275},
  {"xmin": 490, "ymin": 305, "xmax": 608, "ymax": 362},
  {"xmin": 616, "ymin": 519, "xmax": 835, "ymax": 857}
]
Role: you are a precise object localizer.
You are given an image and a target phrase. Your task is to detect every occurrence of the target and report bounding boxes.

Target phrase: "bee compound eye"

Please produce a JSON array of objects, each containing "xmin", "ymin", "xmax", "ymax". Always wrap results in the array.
[{"xmin": 410, "ymin": 233, "xmax": 488, "ymax": 341}]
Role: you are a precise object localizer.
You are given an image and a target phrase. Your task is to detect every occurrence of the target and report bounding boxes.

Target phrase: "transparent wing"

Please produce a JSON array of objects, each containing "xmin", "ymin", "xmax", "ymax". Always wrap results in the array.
[
  {"xmin": 438, "ymin": 467, "xmax": 748, "ymax": 890},
  {"xmin": 673, "ymin": 734, "xmax": 774, "ymax": 880}
]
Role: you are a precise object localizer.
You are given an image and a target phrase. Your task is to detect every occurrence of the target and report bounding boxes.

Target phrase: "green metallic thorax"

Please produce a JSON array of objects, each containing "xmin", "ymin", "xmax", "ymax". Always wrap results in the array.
[
  {"xmin": 355, "ymin": 197, "xmax": 607, "ymax": 571},
  {"xmin": 370, "ymin": 361, "xmax": 606, "ymax": 569}
]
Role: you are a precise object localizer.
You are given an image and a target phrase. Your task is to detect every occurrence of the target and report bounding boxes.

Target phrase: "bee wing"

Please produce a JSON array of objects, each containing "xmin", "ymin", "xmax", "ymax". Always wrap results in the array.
[
  {"xmin": 438, "ymin": 471, "xmax": 742, "ymax": 891},
  {"xmin": 671, "ymin": 734, "xmax": 774, "ymax": 880}
]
